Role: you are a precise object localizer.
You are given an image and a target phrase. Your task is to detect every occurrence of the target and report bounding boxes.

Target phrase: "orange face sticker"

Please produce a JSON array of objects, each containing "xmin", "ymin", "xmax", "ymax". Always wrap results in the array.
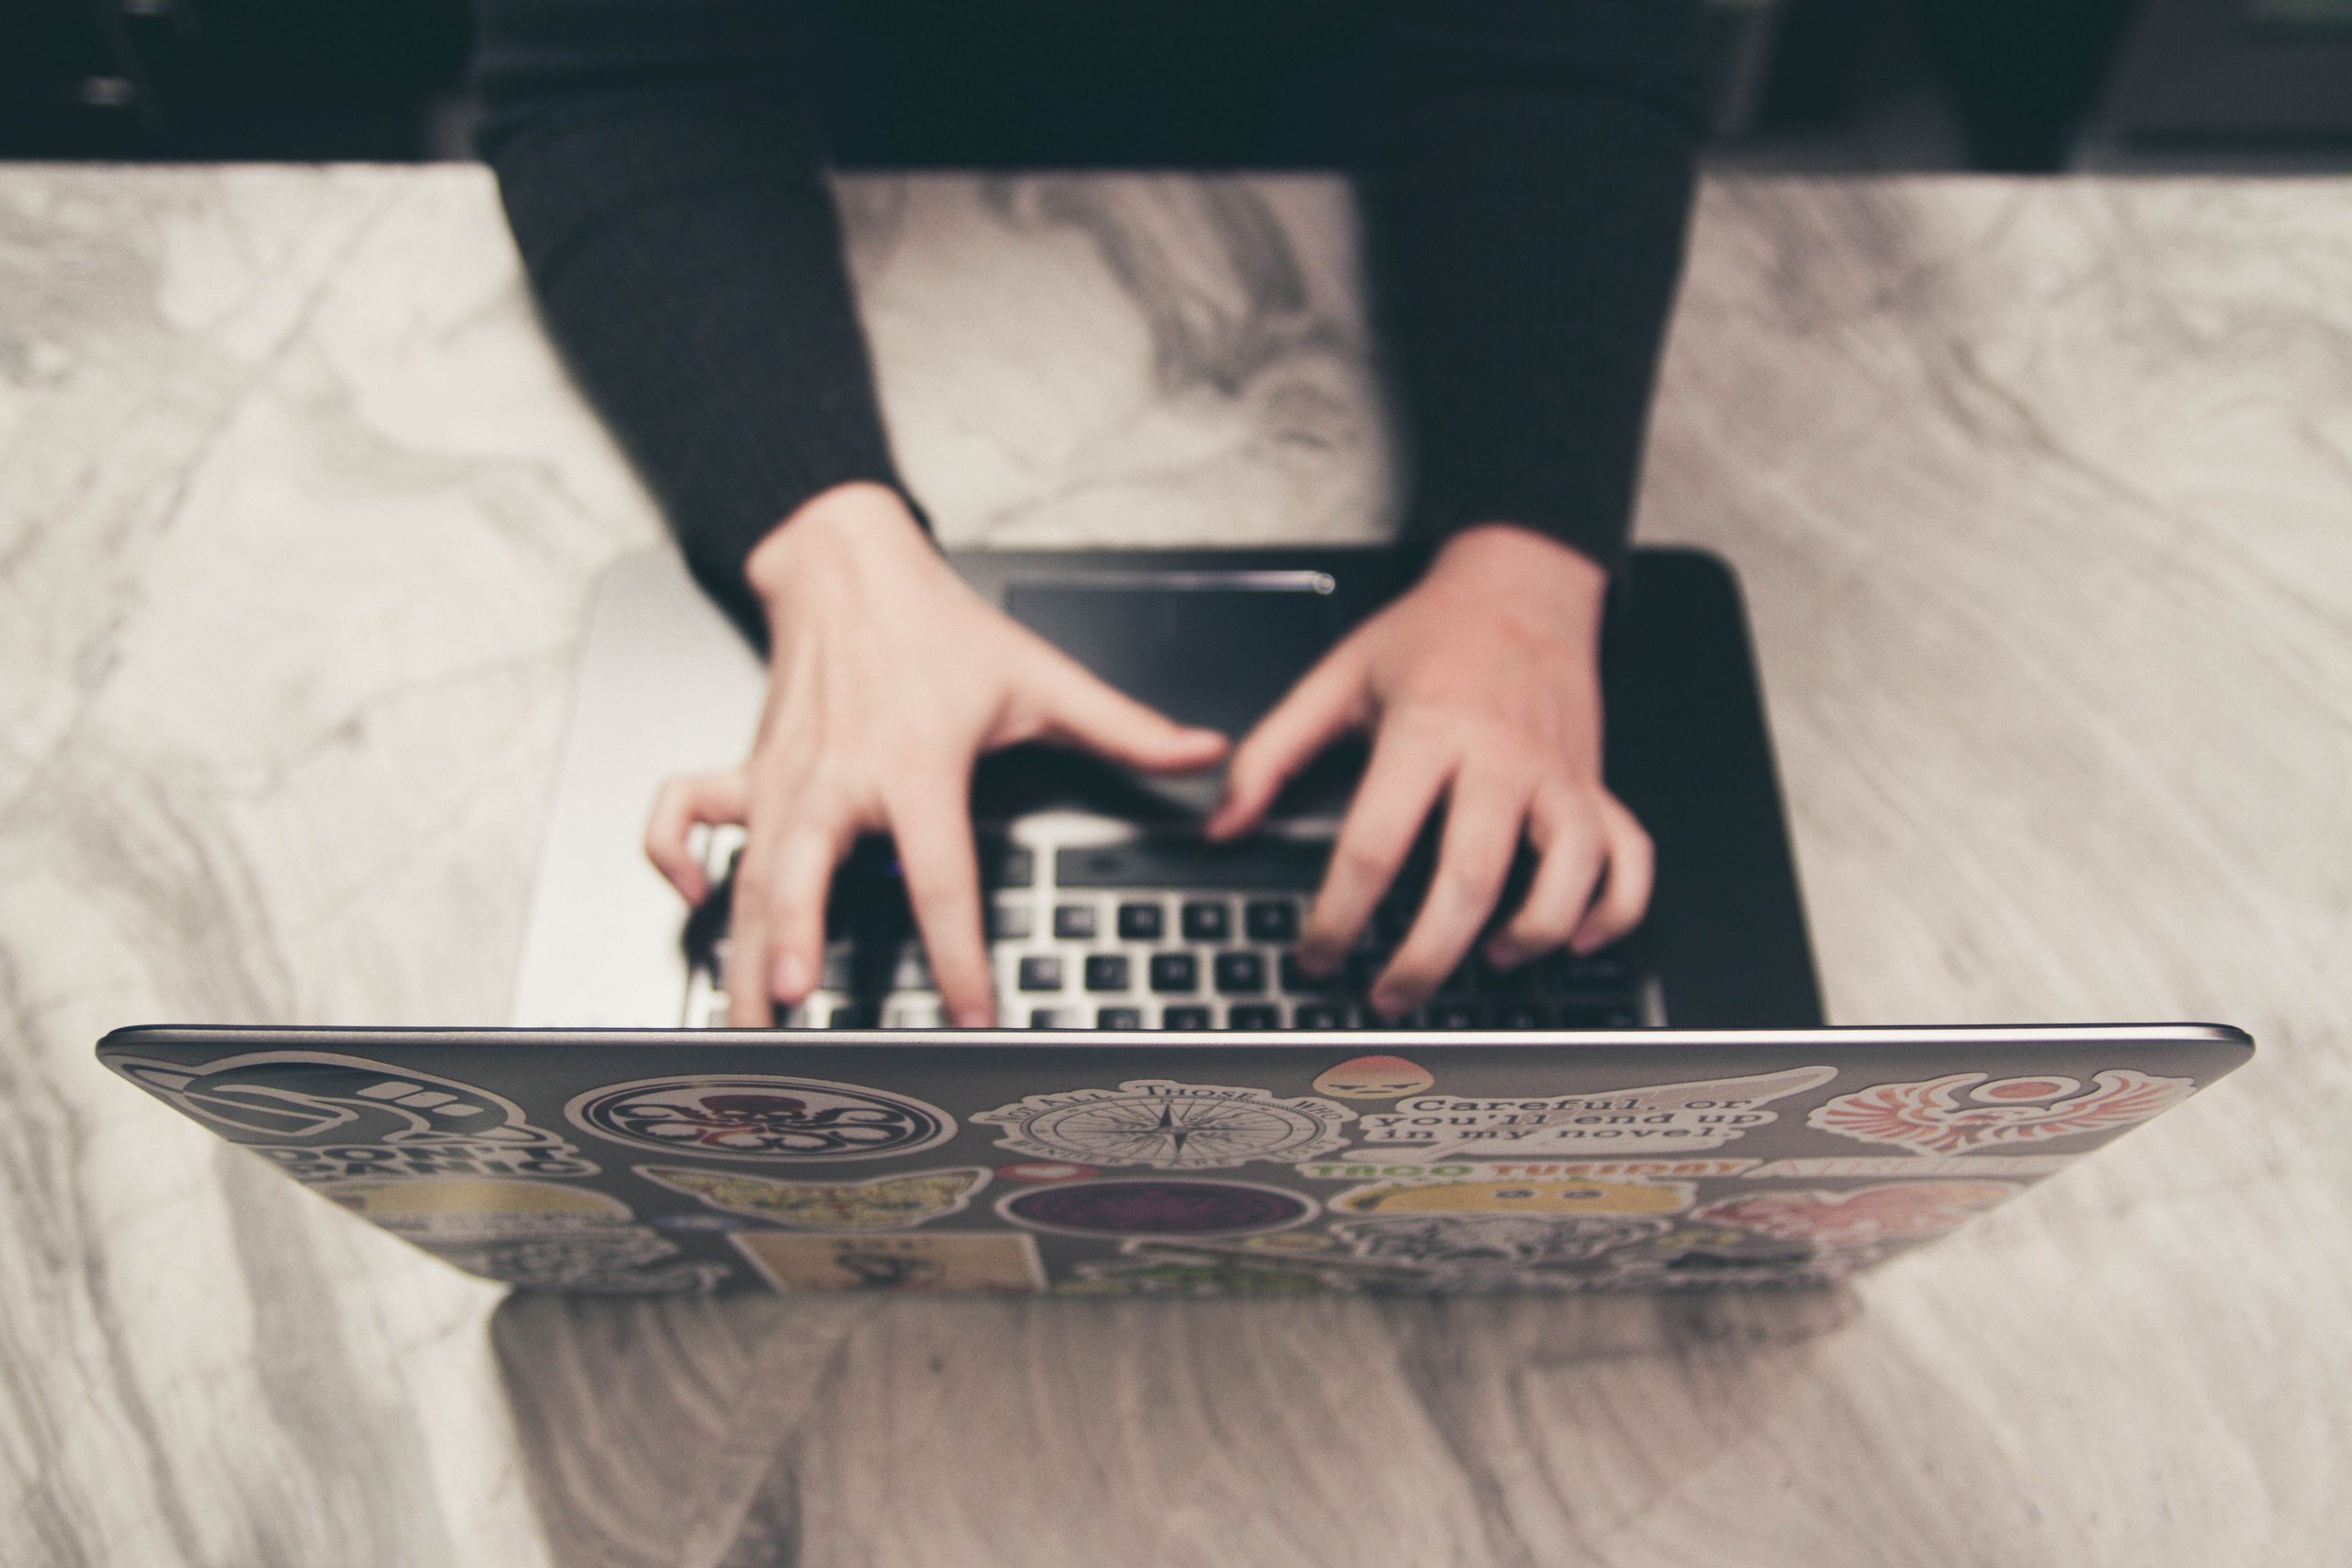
[{"xmin": 1313, "ymin": 1055, "xmax": 1435, "ymax": 1101}]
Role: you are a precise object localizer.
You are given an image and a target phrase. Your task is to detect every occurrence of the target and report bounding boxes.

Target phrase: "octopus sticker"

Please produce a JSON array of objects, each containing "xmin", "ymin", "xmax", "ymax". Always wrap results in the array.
[
  {"xmin": 637, "ymin": 1165, "xmax": 989, "ymax": 1231},
  {"xmin": 1328, "ymin": 1175, "xmax": 1693, "ymax": 1217},
  {"xmin": 1312, "ymin": 1055, "xmax": 1435, "ymax": 1101},
  {"xmin": 976, "ymin": 1079, "xmax": 1351, "ymax": 1170},
  {"xmin": 1693, "ymin": 1181, "xmax": 2020, "ymax": 1249},
  {"xmin": 1807, "ymin": 1070, "xmax": 2195, "ymax": 1157},
  {"xmin": 567, "ymin": 1075, "xmax": 955, "ymax": 1162},
  {"xmin": 996, "ymin": 1178, "xmax": 1316, "ymax": 1238}
]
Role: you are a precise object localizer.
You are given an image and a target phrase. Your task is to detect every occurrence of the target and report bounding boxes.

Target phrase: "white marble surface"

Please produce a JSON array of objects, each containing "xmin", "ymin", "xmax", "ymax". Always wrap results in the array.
[{"xmin": 2, "ymin": 166, "xmax": 2347, "ymax": 1566}]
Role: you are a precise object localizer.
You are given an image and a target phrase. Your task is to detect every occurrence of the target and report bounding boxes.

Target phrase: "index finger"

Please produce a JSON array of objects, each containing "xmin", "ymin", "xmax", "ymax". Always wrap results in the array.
[{"xmin": 885, "ymin": 774, "xmax": 995, "ymax": 1028}]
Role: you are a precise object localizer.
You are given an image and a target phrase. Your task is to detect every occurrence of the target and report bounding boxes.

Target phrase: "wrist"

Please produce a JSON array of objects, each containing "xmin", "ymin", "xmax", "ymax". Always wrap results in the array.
[
  {"xmin": 1423, "ymin": 523, "xmax": 1610, "ymax": 648},
  {"xmin": 744, "ymin": 482, "xmax": 930, "ymax": 615}
]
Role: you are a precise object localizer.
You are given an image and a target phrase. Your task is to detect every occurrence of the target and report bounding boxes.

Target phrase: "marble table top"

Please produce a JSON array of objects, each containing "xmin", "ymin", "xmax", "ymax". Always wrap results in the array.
[{"xmin": 3, "ymin": 165, "xmax": 2347, "ymax": 1567}]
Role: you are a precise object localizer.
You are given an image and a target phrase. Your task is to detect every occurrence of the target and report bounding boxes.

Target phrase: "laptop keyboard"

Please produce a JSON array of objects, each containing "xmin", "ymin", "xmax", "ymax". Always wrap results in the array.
[{"xmin": 683, "ymin": 824, "xmax": 1650, "ymax": 1031}]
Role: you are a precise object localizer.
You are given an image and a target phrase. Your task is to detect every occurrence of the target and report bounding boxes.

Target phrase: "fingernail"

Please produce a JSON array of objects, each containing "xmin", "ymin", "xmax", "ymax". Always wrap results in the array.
[
  {"xmin": 771, "ymin": 951, "xmax": 809, "ymax": 999},
  {"xmin": 1371, "ymin": 986, "xmax": 1406, "ymax": 1019},
  {"xmin": 1486, "ymin": 939, "xmax": 1519, "ymax": 971},
  {"xmin": 950, "ymin": 1002, "xmax": 993, "ymax": 1029}
]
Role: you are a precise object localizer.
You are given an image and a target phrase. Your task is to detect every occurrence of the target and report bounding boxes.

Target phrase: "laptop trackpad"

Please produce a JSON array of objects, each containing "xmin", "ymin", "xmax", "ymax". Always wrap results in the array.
[{"xmin": 999, "ymin": 576, "xmax": 1362, "ymax": 818}]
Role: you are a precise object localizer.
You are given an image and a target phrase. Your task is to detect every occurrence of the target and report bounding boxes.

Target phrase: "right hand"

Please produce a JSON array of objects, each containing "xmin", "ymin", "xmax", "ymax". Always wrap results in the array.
[{"xmin": 644, "ymin": 483, "xmax": 1229, "ymax": 1027}]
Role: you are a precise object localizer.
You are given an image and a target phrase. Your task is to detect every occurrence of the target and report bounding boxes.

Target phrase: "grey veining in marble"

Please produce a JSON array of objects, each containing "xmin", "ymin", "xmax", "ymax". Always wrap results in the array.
[{"xmin": 3, "ymin": 166, "xmax": 2349, "ymax": 1566}]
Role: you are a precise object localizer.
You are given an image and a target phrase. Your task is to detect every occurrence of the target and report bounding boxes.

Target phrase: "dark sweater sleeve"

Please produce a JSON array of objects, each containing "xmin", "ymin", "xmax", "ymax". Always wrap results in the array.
[
  {"xmin": 472, "ymin": 0, "xmax": 911, "ymax": 641},
  {"xmin": 1375, "ymin": 0, "xmax": 1708, "ymax": 577}
]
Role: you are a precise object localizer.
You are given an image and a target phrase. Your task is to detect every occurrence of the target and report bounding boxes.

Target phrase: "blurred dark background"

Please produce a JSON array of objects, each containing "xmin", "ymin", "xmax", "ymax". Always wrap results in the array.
[{"xmin": 5, "ymin": 0, "xmax": 2349, "ymax": 170}]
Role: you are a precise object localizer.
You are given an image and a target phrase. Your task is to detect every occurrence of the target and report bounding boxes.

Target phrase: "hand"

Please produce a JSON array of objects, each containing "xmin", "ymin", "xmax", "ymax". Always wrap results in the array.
[
  {"xmin": 644, "ymin": 483, "xmax": 1229, "ymax": 1027},
  {"xmin": 1206, "ymin": 524, "xmax": 1652, "ymax": 1017}
]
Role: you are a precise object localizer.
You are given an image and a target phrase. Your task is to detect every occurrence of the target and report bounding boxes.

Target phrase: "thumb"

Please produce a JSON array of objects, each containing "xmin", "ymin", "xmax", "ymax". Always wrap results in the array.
[{"xmin": 1025, "ymin": 649, "xmax": 1230, "ymax": 773}]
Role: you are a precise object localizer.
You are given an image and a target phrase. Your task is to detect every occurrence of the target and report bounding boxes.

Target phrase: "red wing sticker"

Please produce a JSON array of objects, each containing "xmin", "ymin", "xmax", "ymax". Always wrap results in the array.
[
  {"xmin": 1693, "ymin": 1181, "xmax": 2019, "ymax": 1249},
  {"xmin": 1806, "ymin": 1070, "xmax": 2195, "ymax": 1157}
]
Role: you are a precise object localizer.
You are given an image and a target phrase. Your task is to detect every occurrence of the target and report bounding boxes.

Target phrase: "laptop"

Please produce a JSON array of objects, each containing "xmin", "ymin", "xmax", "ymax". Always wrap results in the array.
[{"xmin": 95, "ymin": 544, "xmax": 2253, "ymax": 1295}]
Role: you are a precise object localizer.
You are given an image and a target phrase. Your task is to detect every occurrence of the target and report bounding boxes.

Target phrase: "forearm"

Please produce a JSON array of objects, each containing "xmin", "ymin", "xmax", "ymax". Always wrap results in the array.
[
  {"xmin": 474, "ymin": 0, "xmax": 912, "ymax": 642},
  {"xmin": 1375, "ymin": 0, "xmax": 1708, "ymax": 578}
]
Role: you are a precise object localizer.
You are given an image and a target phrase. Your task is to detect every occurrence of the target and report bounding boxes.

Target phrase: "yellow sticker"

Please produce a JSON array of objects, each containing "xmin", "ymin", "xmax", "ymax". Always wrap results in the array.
[
  {"xmin": 1329, "ymin": 1176, "xmax": 1693, "ymax": 1217},
  {"xmin": 639, "ymin": 1165, "xmax": 988, "ymax": 1231}
]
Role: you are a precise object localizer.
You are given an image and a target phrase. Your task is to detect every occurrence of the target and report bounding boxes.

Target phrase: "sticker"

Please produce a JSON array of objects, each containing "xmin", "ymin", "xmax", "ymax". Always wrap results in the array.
[
  {"xmin": 1351, "ymin": 1066, "xmax": 1837, "ymax": 1158},
  {"xmin": 1060, "ymin": 1256, "xmax": 1354, "ymax": 1297},
  {"xmin": 728, "ymin": 1230, "xmax": 1044, "ymax": 1293},
  {"xmin": 1808, "ymin": 1070, "xmax": 2195, "ymax": 1157},
  {"xmin": 975, "ymin": 1080, "xmax": 1351, "ymax": 1170},
  {"xmin": 110, "ymin": 1053, "xmax": 597, "ymax": 1180},
  {"xmin": 1600, "ymin": 1225, "xmax": 1860, "ymax": 1289},
  {"xmin": 324, "ymin": 1177, "xmax": 631, "ymax": 1243},
  {"xmin": 1693, "ymin": 1181, "xmax": 2019, "ymax": 1249},
  {"xmin": 427, "ymin": 1227, "xmax": 732, "ymax": 1293},
  {"xmin": 1312, "ymin": 1055, "xmax": 1435, "ymax": 1101},
  {"xmin": 1332, "ymin": 1213, "xmax": 1672, "ymax": 1270},
  {"xmin": 1241, "ymin": 1231, "xmax": 1335, "ymax": 1252},
  {"xmin": 1328, "ymin": 1176, "xmax": 1692, "ymax": 1217},
  {"xmin": 1742, "ymin": 1155, "xmax": 2074, "ymax": 1180},
  {"xmin": 997, "ymin": 1161, "xmax": 1099, "ymax": 1183},
  {"xmin": 1298, "ymin": 1157, "xmax": 1757, "ymax": 1181},
  {"xmin": 567, "ymin": 1075, "xmax": 955, "ymax": 1162},
  {"xmin": 637, "ymin": 1165, "xmax": 989, "ymax": 1231},
  {"xmin": 650, "ymin": 1212, "xmax": 747, "ymax": 1235},
  {"xmin": 996, "ymin": 1178, "xmax": 1315, "ymax": 1237}
]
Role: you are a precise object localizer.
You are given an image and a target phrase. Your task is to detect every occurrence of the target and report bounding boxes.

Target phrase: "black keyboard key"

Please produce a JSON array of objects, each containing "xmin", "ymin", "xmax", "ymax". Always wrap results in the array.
[
  {"xmin": 1149, "ymin": 951, "xmax": 1198, "ymax": 993},
  {"xmin": 1214, "ymin": 951, "xmax": 1265, "ymax": 994},
  {"xmin": 987, "ymin": 903, "xmax": 1032, "ymax": 942},
  {"xmin": 1084, "ymin": 954, "xmax": 1131, "ymax": 992},
  {"xmin": 1436, "ymin": 965, "xmax": 1474, "ymax": 999},
  {"xmin": 1280, "ymin": 953, "xmax": 1341, "ymax": 994},
  {"xmin": 981, "ymin": 841, "xmax": 1034, "ymax": 889},
  {"xmin": 1244, "ymin": 899, "xmax": 1297, "ymax": 942},
  {"xmin": 1228, "ymin": 1003, "xmax": 1280, "ymax": 1030},
  {"xmin": 1295, "ymin": 1003, "xmax": 1346, "ymax": 1029},
  {"xmin": 1053, "ymin": 903, "xmax": 1097, "ymax": 940},
  {"xmin": 1344, "ymin": 951, "xmax": 1383, "ymax": 991},
  {"xmin": 1030, "ymin": 1006, "xmax": 1080, "ymax": 1028},
  {"xmin": 1057, "ymin": 836, "xmax": 1327, "ymax": 890},
  {"xmin": 1373, "ymin": 901, "xmax": 1415, "ymax": 942},
  {"xmin": 1493, "ymin": 1002, "xmax": 1550, "ymax": 1029},
  {"xmin": 1017, "ymin": 956, "xmax": 1063, "ymax": 992},
  {"xmin": 1162, "ymin": 1005, "xmax": 1213, "ymax": 1030},
  {"xmin": 826, "ymin": 1004, "xmax": 875, "ymax": 1029},
  {"xmin": 1556, "ymin": 1005, "xmax": 1641, "ymax": 1028},
  {"xmin": 1116, "ymin": 901, "xmax": 1164, "ymax": 941},
  {"xmin": 1426, "ymin": 1000, "xmax": 1482, "ymax": 1029},
  {"xmin": 1181, "ymin": 901, "xmax": 1231, "ymax": 942},
  {"xmin": 1096, "ymin": 1006, "xmax": 1144, "ymax": 1029}
]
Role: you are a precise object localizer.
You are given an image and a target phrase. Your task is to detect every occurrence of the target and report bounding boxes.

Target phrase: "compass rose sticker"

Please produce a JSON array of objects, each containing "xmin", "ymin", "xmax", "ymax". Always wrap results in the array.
[{"xmin": 975, "ymin": 1079, "xmax": 1353, "ymax": 1171}]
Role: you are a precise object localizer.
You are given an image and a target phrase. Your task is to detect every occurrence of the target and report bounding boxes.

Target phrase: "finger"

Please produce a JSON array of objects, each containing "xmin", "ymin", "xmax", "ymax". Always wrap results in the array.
[
  {"xmin": 1026, "ymin": 649, "xmax": 1230, "ymax": 773},
  {"xmin": 644, "ymin": 769, "xmax": 750, "ymax": 903},
  {"xmin": 1374, "ymin": 769, "xmax": 1531, "ymax": 1016},
  {"xmin": 885, "ymin": 773, "xmax": 996, "ymax": 1028},
  {"xmin": 726, "ymin": 811, "xmax": 849, "ymax": 1028},
  {"xmin": 1205, "ymin": 642, "xmax": 1368, "ymax": 840},
  {"xmin": 1485, "ymin": 784, "xmax": 1610, "ymax": 971},
  {"xmin": 1296, "ymin": 727, "xmax": 1451, "ymax": 974},
  {"xmin": 1568, "ymin": 793, "xmax": 1655, "ymax": 955}
]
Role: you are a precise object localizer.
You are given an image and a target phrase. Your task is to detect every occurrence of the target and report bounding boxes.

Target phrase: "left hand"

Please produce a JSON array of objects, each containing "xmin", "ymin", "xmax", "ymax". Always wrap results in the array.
[{"xmin": 1204, "ymin": 524, "xmax": 1653, "ymax": 1017}]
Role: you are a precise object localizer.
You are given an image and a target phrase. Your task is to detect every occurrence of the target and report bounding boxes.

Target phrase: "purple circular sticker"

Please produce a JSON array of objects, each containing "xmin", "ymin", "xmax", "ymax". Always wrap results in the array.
[{"xmin": 997, "ymin": 1179, "xmax": 1314, "ymax": 1238}]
